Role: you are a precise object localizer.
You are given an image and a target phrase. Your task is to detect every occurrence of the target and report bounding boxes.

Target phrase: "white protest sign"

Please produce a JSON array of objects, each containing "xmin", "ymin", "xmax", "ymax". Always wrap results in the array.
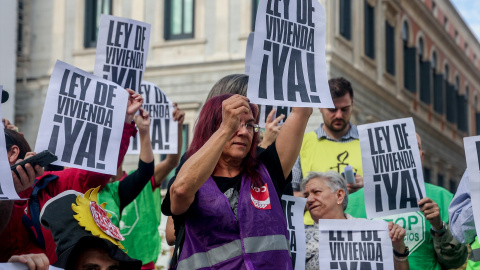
[
  {"xmin": 35, "ymin": 60, "xmax": 128, "ymax": 175},
  {"xmin": 94, "ymin": 15, "xmax": 151, "ymax": 92},
  {"xmin": 463, "ymin": 136, "xmax": 480, "ymax": 238},
  {"xmin": 0, "ymin": 89, "xmax": 20, "ymax": 200},
  {"xmin": 247, "ymin": 0, "xmax": 333, "ymax": 108},
  {"xmin": 281, "ymin": 195, "xmax": 306, "ymax": 270},
  {"xmin": 359, "ymin": 117, "xmax": 426, "ymax": 219},
  {"xmin": 127, "ymin": 81, "xmax": 178, "ymax": 154},
  {"xmin": 0, "ymin": 263, "xmax": 63, "ymax": 270},
  {"xmin": 258, "ymin": 105, "xmax": 291, "ymax": 128},
  {"xmin": 318, "ymin": 219, "xmax": 394, "ymax": 270},
  {"xmin": 244, "ymin": 32, "xmax": 254, "ymax": 75}
]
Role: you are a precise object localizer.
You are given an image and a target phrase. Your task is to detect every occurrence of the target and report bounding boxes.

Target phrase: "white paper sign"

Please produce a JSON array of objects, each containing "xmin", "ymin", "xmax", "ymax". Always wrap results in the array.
[
  {"xmin": 0, "ymin": 88, "xmax": 20, "ymax": 200},
  {"xmin": 35, "ymin": 60, "xmax": 128, "ymax": 175},
  {"xmin": 247, "ymin": 0, "xmax": 333, "ymax": 108},
  {"xmin": 94, "ymin": 15, "xmax": 151, "ymax": 92},
  {"xmin": 281, "ymin": 195, "xmax": 306, "ymax": 270},
  {"xmin": 463, "ymin": 136, "xmax": 480, "ymax": 238},
  {"xmin": 0, "ymin": 263, "xmax": 63, "ymax": 270},
  {"xmin": 244, "ymin": 32, "xmax": 255, "ymax": 75},
  {"xmin": 317, "ymin": 219, "xmax": 394, "ymax": 270},
  {"xmin": 127, "ymin": 81, "xmax": 178, "ymax": 154},
  {"xmin": 258, "ymin": 105, "xmax": 291, "ymax": 128},
  {"xmin": 358, "ymin": 117, "xmax": 426, "ymax": 219}
]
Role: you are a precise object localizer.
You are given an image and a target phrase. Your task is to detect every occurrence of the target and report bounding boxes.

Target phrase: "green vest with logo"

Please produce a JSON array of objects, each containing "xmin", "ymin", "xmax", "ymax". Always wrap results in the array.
[
  {"xmin": 468, "ymin": 236, "xmax": 480, "ymax": 269},
  {"xmin": 99, "ymin": 179, "xmax": 162, "ymax": 265},
  {"xmin": 345, "ymin": 183, "xmax": 453, "ymax": 270},
  {"xmin": 299, "ymin": 131, "xmax": 363, "ymax": 178}
]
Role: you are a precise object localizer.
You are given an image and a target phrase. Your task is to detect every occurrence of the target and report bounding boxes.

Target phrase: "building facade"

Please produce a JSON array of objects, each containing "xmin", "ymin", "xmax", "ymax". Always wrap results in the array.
[{"xmin": 12, "ymin": 0, "xmax": 480, "ymax": 192}]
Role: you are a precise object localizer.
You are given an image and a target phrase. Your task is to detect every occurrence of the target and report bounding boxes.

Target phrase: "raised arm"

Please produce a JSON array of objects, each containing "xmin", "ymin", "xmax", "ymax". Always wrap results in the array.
[
  {"xmin": 153, "ymin": 104, "xmax": 185, "ymax": 186},
  {"xmin": 169, "ymin": 95, "xmax": 250, "ymax": 215},
  {"xmin": 275, "ymin": 107, "xmax": 312, "ymax": 179}
]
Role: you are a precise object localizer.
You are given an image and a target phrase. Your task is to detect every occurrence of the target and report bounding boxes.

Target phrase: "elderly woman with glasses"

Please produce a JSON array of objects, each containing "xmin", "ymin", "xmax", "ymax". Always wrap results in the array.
[
  {"xmin": 163, "ymin": 92, "xmax": 312, "ymax": 269},
  {"xmin": 302, "ymin": 171, "xmax": 410, "ymax": 270}
]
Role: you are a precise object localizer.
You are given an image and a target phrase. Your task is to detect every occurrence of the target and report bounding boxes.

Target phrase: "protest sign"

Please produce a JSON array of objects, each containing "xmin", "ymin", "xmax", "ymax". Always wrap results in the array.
[
  {"xmin": 281, "ymin": 195, "xmax": 306, "ymax": 270},
  {"xmin": 127, "ymin": 81, "xmax": 178, "ymax": 154},
  {"xmin": 258, "ymin": 105, "xmax": 291, "ymax": 128},
  {"xmin": 0, "ymin": 263, "xmax": 63, "ymax": 270},
  {"xmin": 463, "ymin": 136, "xmax": 480, "ymax": 238},
  {"xmin": 359, "ymin": 117, "xmax": 426, "ymax": 218},
  {"xmin": 94, "ymin": 15, "xmax": 151, "ymax": 92},
  {"xmin": 318, "ymin": 219, "xmax": 394, "ymax": 270},
  {"xmin": 247, "ymin": 0, "xmax": 333, "ymax": 108},
  {"xmin": 244, "ymin": 32, "xmax": 254, "ymax": 75},
  {"xmin": 35, "ymin": 60, "xmax": 128, "ymax": 175},
  {"xmin": 0, "ymin": 90, "xmax": 20, "ymax": 200}
]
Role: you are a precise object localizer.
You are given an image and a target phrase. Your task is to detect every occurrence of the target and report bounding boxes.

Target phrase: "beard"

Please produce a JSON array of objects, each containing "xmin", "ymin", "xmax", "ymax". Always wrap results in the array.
[{"xmin": 325, "ymin": 119, "xmax": 348, "ymax": 132}]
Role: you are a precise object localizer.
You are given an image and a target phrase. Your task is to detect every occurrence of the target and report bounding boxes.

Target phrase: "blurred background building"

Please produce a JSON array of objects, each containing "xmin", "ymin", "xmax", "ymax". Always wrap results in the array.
[{"xmin": 3, "ymin": 0, "xmax": 480, "ymax": 194}]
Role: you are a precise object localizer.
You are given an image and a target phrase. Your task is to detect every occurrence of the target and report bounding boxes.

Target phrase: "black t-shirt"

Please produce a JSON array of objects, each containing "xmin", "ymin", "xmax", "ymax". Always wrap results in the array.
[{"xmin": 161, "ymin": 142, "xmax": 291, "ymax": 233}]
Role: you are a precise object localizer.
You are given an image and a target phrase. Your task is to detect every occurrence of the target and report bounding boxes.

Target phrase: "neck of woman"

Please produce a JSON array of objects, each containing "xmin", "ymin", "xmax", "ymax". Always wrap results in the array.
[{"xmin": 213, "ymin": 157, "xmax": 243, "ymax": 177}]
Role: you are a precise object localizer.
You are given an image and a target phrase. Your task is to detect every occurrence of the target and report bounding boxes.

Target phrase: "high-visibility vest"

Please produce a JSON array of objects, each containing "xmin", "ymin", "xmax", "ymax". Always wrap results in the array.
[
  {"xmin": 176, "ymin": 164, "xmax": 292, "ymax": 270},
  {"xmin": 299, "ymin": 132, "xmax": 363, "ymax": 179},
  {"xmin": 468, "ymin": 236, "xmax": 480, "ymax": 269}
]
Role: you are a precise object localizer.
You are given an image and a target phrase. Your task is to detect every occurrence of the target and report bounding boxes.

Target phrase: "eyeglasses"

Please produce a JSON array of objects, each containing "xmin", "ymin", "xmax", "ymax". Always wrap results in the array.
[{"xmin": 239, "ymin": 123, "xmax": 260, "ymax": 133}]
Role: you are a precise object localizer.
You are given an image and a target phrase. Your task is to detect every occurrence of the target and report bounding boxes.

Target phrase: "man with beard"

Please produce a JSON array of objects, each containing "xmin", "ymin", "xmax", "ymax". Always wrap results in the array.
[{"xmin": 291, "ymin": 77, "xmax": 364, "ymax": 198}]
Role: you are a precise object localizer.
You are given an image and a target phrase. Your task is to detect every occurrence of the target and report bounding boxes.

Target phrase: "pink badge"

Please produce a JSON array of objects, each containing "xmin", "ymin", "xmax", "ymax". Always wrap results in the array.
[
  {"xmin": 250, "ymin": 183, "xmax": 271, "ymax": 210},
  {"xmin": 90, "ymin": 201, "xmax": 124, "ymax": 241}
]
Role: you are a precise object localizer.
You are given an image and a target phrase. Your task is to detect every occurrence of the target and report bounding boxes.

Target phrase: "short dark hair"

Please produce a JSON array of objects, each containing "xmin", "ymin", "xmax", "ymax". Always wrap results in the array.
[
  {"xmin": 5, "ymin": 129, "xmax": 31, "ymax": 160},
  {"xmin": 328, "ymin": 77, "xmax": 354, "ymax": 99}
]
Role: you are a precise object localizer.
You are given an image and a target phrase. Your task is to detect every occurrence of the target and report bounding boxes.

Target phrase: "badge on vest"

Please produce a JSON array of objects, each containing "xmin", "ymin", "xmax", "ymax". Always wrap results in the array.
[{"xmin": 250, "ymin": 183, "xmax": 271, "ymax": 209}]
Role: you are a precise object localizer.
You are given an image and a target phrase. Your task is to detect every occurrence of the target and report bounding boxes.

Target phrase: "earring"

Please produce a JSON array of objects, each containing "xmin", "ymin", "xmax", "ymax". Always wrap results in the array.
[{"xmin": 337, "ymin": 202, "xmax": 340, "ymax": 205}]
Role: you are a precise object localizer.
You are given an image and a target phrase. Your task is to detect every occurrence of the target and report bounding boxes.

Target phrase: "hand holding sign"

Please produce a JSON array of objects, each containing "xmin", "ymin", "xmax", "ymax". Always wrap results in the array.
[
  {"xmin": 134, "ymin": 108, "xmax": 150, "ymax": 134},
  {"xmin": 172, "ymin": 103, "xmax": 185, "ymax": 127},
  {"xmin": 7, "ymin": 253, "xmax": 49, "ymax": 270},
  {"xmin": 125, "ymin": 88, "xmax": 144, "ymax": 123},
  {"xmin": 418, "ymin": 197, "xmax": 442, "ymax": 230}
]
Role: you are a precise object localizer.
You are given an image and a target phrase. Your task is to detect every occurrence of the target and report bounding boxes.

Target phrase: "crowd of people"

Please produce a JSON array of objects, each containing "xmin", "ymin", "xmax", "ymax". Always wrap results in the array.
[{"xmin": 0, "ymin": 74, "xmax": 478, "ymax": 270}]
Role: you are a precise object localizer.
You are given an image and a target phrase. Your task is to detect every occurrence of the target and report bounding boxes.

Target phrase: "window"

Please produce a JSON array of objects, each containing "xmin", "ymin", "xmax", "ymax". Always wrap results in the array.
[
  {"xmin": 419, "ymin": 38, "xmax": 431, "ymax": 103},
  {"xmin": 164, "ymin": 0, "xmax": 194, "ymax": 40},
  {"xmin": 385, "ymin": 22, "xmax": 395, "ymax": 75},
  {"xmin": 252, "ymin": 0, "xmax": 260, "ymax": 31},
  {"xmin": 454, "ymin": 30, "xmax": 459, "ymax": 43},
  {"xmin": 449, "ymin": 180, "xmax": 457, "ymax": 193},
  {"xmin": 339, "ymin": 0, "xmax": 352, "ymax": 40},
  {"xmin": 84, "ymin": 0, "xmax": 112, "ymax": 48},
  {"xmin": 424, "ymin": 167, "xmax": 431, "ymax": 183},
  {"xmin": 433, "ymin": 53, "xmax": 444, "ymax": 114},
  {"xmin": 161, "ymin": 124, "xmax": 189, "ymax": 189},
  {"xmin": 458, "ymin": 86, "xmax": 469, "ymax": 133},
  {"xmin": 476, "ymin": 95, "xmax": 480, "ymax": 135},
  {"xmin": 364, "ymin": 1, "xmax": 375, "ymax": 59},
  {"xmin": 446, "ymin": 75, "xmax": 458, "ymax": 124},
  {"xmin": 441, "ymin": 65, "xmax": 450, "ymax": 116},
  {"xmin": 403, "ymin": 22, "xmax": 416, "ymax": 93},
  {"xmin": 437, "ymin": 174, "xmax": 444, "ymax": 188},
  {"xmin": 17, "ymin": 1, "xmax": 24, "ymax": 56}
]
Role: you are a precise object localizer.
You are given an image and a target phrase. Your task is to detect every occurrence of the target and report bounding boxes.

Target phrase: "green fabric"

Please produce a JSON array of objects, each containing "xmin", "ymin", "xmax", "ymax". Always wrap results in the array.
[
  {"xmin": 468, "ymin": 236, "xmax": 480, "ymax": 269},
  {"xmin": 99, "ymin": 179, "xmax": 162, "ymax": 265},
  {"xmin": 345, "ymin": 183, "xmax": 453, "ymax": 270}
]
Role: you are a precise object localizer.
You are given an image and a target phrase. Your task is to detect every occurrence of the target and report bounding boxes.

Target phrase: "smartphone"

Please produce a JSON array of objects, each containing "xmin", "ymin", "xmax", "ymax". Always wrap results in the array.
[{"xmin": 11, "ymin": 150, "xmax": 58, "ymax": 177}]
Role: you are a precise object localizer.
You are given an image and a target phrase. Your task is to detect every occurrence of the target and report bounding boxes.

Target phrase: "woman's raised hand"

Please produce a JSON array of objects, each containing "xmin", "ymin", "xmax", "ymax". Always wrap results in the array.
[{"xmin": 220, "ymin": 95, "xmax": 251, "ymax": 134}]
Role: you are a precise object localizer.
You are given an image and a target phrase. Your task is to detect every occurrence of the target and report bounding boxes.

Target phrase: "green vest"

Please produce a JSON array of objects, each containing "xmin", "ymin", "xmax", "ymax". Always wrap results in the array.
[
  {"xmin": 99, "ymin": 179, "xmax": 162, "ymax": 265},
  {"xmin": 299, "ymin": 131, "xmax": 363, "ymax": 178},
  {"xmin": 345, "ymin": 183, "xmax": 453, "ymax": 270},
  {"xmin": 468, "ymin": 236, "xmax": 480, "ymax": 269}
]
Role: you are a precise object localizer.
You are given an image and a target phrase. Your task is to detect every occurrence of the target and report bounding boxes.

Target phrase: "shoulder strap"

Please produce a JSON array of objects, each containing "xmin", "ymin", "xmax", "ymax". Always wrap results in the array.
[{"xmin": 169, "ymin": 221, "xmax": 185, "ymax": 270}]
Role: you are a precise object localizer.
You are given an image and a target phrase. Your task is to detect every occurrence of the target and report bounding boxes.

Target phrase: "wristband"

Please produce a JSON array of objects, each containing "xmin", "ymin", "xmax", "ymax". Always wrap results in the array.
[
  {"xmin": 392, "ymin": 246, "xmax": 409, "ymax": 258},
  {"xmin": 430, "ymin": 222, "xmax": 446, "ymax": 235}
]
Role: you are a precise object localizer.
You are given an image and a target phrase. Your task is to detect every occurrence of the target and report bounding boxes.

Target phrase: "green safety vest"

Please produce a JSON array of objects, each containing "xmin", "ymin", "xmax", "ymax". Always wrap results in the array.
[
  {"xmin": 299, "ymin": 132, "xmax": 363, "ymax": 178},
  {"xmin": 345, "ymin": 183, "xmax": 453, "ymax": 270},
  {"xmin": 468, "ymin": 236, "xmax": 480, "ymax": 269},
  {"xmin": 99, "ymin": 179, "xmax": 162, "ymax": 265}
]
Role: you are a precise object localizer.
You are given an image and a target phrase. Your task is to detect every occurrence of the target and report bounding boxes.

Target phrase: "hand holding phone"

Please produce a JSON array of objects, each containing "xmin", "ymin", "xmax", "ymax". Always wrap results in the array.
[
  {"xmin": 11, "ymin": 150, "xmax": 58, "ymax": 178},
  {"xmin": 343, "ymin": 165, "xmax": 356, "ymax": 184}
]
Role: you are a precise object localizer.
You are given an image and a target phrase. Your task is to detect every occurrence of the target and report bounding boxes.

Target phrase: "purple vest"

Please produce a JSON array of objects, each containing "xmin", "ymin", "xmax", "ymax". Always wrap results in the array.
[{"xmin": 177, "ymin": 164, "xmax": 292, "ymax": 270}]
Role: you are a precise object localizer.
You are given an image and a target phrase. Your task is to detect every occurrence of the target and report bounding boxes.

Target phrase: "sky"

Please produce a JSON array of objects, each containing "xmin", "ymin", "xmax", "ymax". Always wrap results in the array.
[{"xmin": 450, "ymin": 0, "xmax": 480, "ymax": 41}]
